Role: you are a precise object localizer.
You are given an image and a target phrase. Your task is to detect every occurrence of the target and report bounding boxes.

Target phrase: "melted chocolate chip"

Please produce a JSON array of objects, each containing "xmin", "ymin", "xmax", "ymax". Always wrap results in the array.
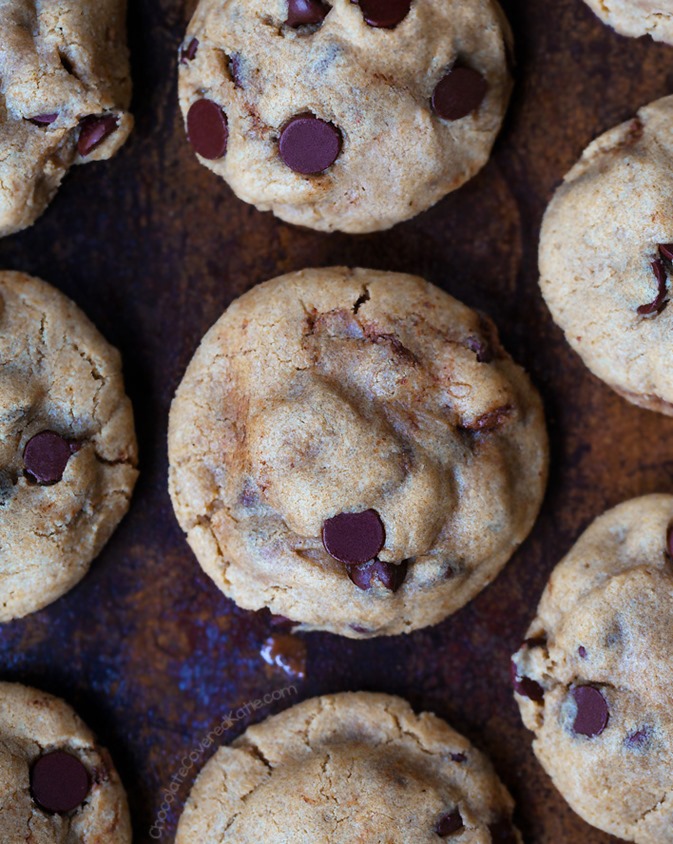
[
  {"xmin": 436, "ymin": 810, "xmax": 463, "ymax": 836},
  {"xmin": 466, "ymin": 335, "xmax": 493, "ymax": 363},
  {"xmin": 450, "ymin": 752, "xmax": 467, "ymax": 763},
  {"xmin": 180, "ymin": 37, "xmax": 199, "ymax": 63},
  {"xmin": 286, "ymin": 0, "xmax": 329, "ymax": 27},
  {"xmin": 463, "ymin": 406, "xmax": 513, "ymax": 433},
  {"xmin": 571, "ymin": 686, "xmax": 609, "ymax": 738},
  {"xmin": 279, "ymin": 114, "xmax": 342, "ymax": 174},
  {"xmin": 77, "ymin": 115, "xmax": 119, "ymax": 156},
  {"xmin": 187, "ymin": 99, "xmax": 229, "ymax": 160},
  {"xmin": 432, "ymin": 66, "xmax": 488, "ymax": 121},
  {"xmin": 31, "ymin": 750, "xmax": 90, "ymax": 814},
  {"xmin": 637, "ymin": 259, "xmax": 669, "ymax": 316},
  {"xmin": 260, "ymin": 633, "xmax": 306, "ymax": 679},
  {"xmin": 322, "ymin": 509, "xmax": 385, "ymax": 564},
  {"xmin": 512, "ymin": 671, "xmax": 544, "ymax": 703},
  {"xmin": 578, "ymin": 646, "xmax": 588, "ymax": 659},
  {"xmin": 356, "ymin": 0, "xmax": 411, "ymax": 28},
  {"xmin": 28, "ymin": 113, "xmax": 58, "ymax": 126},
  {"xmin": 24, "ymin": 431, "xmax": 76, "ymax": 485},
  {"xmin": 488, "ymin": 818, "xmax": 519, "ymax": 843},
  {"xmin": 659, "ymin": 243, "xmax": 673, "ymax": 262},
  {"xmin": 347, "ymin": 558, "xmax": 407, "ymax": 592},
  {"xmin": 349, "ymin": 623, "xmax": 372, "ymax": 635}
]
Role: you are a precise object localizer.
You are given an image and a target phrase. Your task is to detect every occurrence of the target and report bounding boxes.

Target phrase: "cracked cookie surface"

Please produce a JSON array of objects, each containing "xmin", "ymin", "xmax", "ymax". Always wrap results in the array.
[
  {"xmin": 175, "ymin": 691, "xmax": 521, "ymax": 843},
  {"xmin": 0, "ymin": 0, "xmax": 133, "ymax": 237},
  {"xmin": 539, "ymin": 96, "xmax": 673, "ymax": 416},
  {"xmin": 0, "ymin": 681, "xmax": 131, "ymax": 843},
  {"xmin": 512, "ymin": 495, "xmax": 673, "ymax": 844},
  {"xmin": 0, "ymin": 271, "xmax": 138, "ymax": 622},
  {"xmin": 168, "ymin": 267, "xmax": 548, "ymax": 638},
  {"xmin": 582, "ymin": 0, "xmax": 673, "ymax": 44},
  {"xmin": 178, "ymin": 0, "xmax": 512, "ymax": 233}
]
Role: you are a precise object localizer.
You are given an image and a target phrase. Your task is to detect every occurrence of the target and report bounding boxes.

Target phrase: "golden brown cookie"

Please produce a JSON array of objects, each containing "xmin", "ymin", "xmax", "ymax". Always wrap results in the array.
[
  {"xmin": 178, "ymin": 0, "xmax": 512, "ymax": 233},
  {"xmin": 0, "ymin": 271, "xmax": 138, "ymax": 622},
  {"xmin": 176, "ymin": 692, "xmax": 521, "ymax": 843},
  {"xmin": 0, "ymin": 0, "xmax": 133, "ymax": 236},
  {"xmin": 168, "ymin": 267, "xmax": 548, "ymax": 638},
  {"xmin": 512, "ymin": 495, "xmax": 673, "ymax": 843},
  {"xmin": 0, "ymin": 681, "xmax": 131, "ymax": 843}
]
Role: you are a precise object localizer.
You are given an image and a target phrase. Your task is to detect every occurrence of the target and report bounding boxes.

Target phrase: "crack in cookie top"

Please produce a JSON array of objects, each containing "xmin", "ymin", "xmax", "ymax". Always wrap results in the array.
[
  {"xmin": 0, "ymin": 272, "xmax": 138, "ymax": 622},
  {"xmin": 0, "ymin": 682, "xmax": 131, "ymax": 843},
  {"xmin": 582, "ymin": 0, "xmax": 673, "ymax": 45},
  {"xmin": 177, "ymin": 0, "xmax": 512, "ymax": 233},
  {"xmin": 539, "ymin": 96, "xmax": 673, "ymax": 416},
  {"xmin": 0, "ymin": 0, "xmax": 133, "ymax": 237},
  {"xmin": 168, "ymin": 268, "xmax": 548, "ymax": 638},
  {"xmin": 512, "ymin": 495, "xmax": 673, "ymax": 844},
  {"xmin": 175, "ymin": 692, "xmax": 522, "ymax": 843}
]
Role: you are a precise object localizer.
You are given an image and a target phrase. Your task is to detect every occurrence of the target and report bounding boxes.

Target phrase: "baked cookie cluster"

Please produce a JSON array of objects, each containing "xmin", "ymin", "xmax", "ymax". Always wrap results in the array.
[{"xmin": 178, "ymin": 0, "xmax": 512, "ymax": 232}]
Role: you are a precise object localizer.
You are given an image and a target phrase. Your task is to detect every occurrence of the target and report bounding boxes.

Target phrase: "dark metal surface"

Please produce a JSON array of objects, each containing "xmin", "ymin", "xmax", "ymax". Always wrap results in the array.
[{"xmin": 0, "ymin": 1, "xmax": 670, "ymax": 841}]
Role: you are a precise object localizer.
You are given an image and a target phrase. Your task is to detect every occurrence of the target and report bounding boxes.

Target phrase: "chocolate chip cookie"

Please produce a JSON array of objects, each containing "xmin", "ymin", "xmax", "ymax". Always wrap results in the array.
[
  {"xmin": 0, "ymin": 681, "xmax": 131, "ymax": 842},
  {"xmin": 0, "ymin": 0, "xmax": 133, "ymax": 237},
  {"xmin": 0, "ymin": 271, "xmax": 138, "ymax": 622},
  {"xmin": 178, "ymin": 0, "xmax": 513, "ymax": 233},
  {"xmin": 582, "ymin": 0, "xmax": 673, "ymax": 45},
  {"xmin": 176, "ymin": 692, "xmax": 521, "ymax": 843},
  {"xmin": 539, "ymin": 96, "xmax": 673, "ymax": 415},
  {"xmin": 512, "ymin": 495, "xmax": 673, "ymax": 843},
  {"xmin": 168, "ymin": 267, "xmax": 548, "ymax": 638}
]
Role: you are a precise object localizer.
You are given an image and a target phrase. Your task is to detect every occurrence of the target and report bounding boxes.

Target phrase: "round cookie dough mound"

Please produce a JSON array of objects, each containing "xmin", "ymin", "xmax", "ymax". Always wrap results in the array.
[
  {"xmin": 539, "ymin": 96, "xmax": 673, "ymax": 416},
  {"xmin": 512, "ymin": 495, "xmax": 673, "ymax": 844},
  {"xmin": 176, "ymin": 692, "xmax": 521, "ymax": 843},
  {"xmin": 0, "ymin": 0, "xmax": 133, "ymax": 237},
  {"xmin": 0, "ymin": 682, "xmax": 131, "ymax": 842},
  {"xmin": 583, "ymin": 0, "xmax": 673, "ymax": 44},
  {"xmin": 178, "ymin": 0, "xmax": 512, "ymax": 233},
  {"xmin": 168, "ymin": 267, "xmax": 548, "ymax": 638},
  {"xmin": 0, "ymin": 272, "xmax": 138, "ymax": 622}
]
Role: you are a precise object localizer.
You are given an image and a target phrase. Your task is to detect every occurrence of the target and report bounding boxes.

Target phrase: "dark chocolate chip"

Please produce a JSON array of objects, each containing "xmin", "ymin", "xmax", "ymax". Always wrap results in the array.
[
  {"xmin": 28, "ymin": 113, "xmax": 58, "ymax": 126},
  {"xmin": 279, "ymin": 114, "xmax": 342, "ymax": 174},
  {"xmin": 637, "ymin": 259, "xmax": 669, "ymax": 316},
  {"xmin": 511, "ymin": 664, "xmax": 544, "ymax": 703},
  {"xmin": 436, "ymin": 810, "xmax": 463, "ymax": 836},
  {"xmin": 659, "ymin": 243, "xmax": 673, "ymax": 262},
  {"xmin": 347, "ymin": 558, "xmax": 407, "ymax": 592},
  {"xmin": 356, "ymin": 0, "xmax": 411, "ymax": 28},
  {"xmin": 260, "ymin": 633, "xmax": 306, "ymax": 679},
  {"xmin": 578, "ymin": 646, "xmax": 587, "ymax": 659},
  {"xmin": 180, "ymin": 37, "xmax": 199, "ymax": 63},
  {"xmin": 450, "ymin": 752, "xmax": 467, "ymax": 763},
  {"xmin": 287, "ymin": 0, "xmax": 329, "ymax": 27},
  {"xmin": 432, "ymin": 66, "xmax": 488, "ymax": 121},
  {"xmin": 187, "ymin": 99, "xmax": 229, "ymax": 160},
  {"xmin": 488, "ymin": 818, "xmax": 519, "ymax": 843},
  {"xmin": 322, "ymin": 509, "xmax": 385, "ymax": 564},
  {"xmin": 31, "ymin": 750, "xmax": 90, "ymax": 814},
  {"xmin": 24, "ymin": 431, "xmax": 75, "ymax": 485},
  {"xmin": 466, "ymin": 335, "xmax": 492, "ymax": 363},
  {"xmin": 571, "ymin": 686, "xmax": 609, "ymax": 738},
  {"xmin": 349, "ymin": 623, "xmax": 372, "ymax": 635},
  {"xmin": 77, "ymin": 114, "xmax": 119, "ymax": 156},
  {"xmin": 625, "ymin": 727, "xmax": 651, "ymax": 750}
]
